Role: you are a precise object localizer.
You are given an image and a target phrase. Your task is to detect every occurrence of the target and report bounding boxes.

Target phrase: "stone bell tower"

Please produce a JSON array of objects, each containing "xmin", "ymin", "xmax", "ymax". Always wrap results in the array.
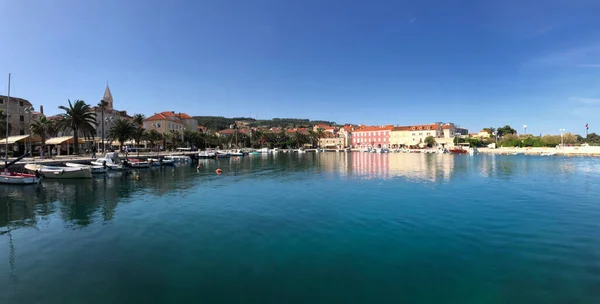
[{"xmin": 103, "ymin": 83, "xmax": 113, "ymax": 109}]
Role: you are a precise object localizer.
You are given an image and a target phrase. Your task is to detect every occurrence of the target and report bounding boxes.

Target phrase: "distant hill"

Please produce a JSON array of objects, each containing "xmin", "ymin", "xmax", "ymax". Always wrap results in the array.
[{"xmin": 193, "ymin": 116, "xmax": 336, "ymax": 131}]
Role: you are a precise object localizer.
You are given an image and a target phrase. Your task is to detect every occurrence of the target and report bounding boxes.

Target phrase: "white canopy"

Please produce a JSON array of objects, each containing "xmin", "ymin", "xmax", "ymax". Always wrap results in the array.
[
  {"xmin": 0, "ymin": 135, "xmax": 39, "ymax": 145},
  {"xmin": 46, "ymin": 136, "xmax": 85, "ymax": 145}
]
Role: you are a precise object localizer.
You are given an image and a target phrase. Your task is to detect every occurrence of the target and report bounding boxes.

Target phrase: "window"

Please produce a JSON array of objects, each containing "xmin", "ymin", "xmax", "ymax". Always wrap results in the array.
[
  {"xmin": 427, "ymin": 132, "xmax": 430, "ymax": 135},
  {"xmin": 419, "ymin": 133, "xmax": 422, "ymax": 135},
  {"xmin": 19, "ymin": 129, "xmax": 25, "ymax": 135},
  {"xmin": 20, "ymin": 115, "xmax": 24, "ymax": 122},
  {"xmin": 19, "ymin": 101, "xmax": 24, "ymax": 106},
  {"xmin": 0, "ymin": 98, "xmax": 3, "ymax": 104}
]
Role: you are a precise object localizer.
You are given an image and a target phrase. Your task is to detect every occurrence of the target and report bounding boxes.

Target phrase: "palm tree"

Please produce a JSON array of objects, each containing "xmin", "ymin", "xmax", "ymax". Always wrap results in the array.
[
  {"xmin": 97, "ymin": 99, "xmax": 108, "ymax": 152},
  {"xmin": 145, "ymin": 129, "xmax": 162, "ymax": 152},
  {"xmin": 132, "ymin": 113, "xmax": 145, "ymax": 126},
  {"xmin": 108, "ymin": 118, "xmax": 135, "ymax": 149},
  {"xmin": 132, "ymin": 127, "xmax": 146, "ymax": 156},
  {"xmin": 58, "ymin": 100, "xmax": 97, "ymax": 154},
  {"xmin": 29, "ymin": 115, "xmax": 52, "ymax": 147}
]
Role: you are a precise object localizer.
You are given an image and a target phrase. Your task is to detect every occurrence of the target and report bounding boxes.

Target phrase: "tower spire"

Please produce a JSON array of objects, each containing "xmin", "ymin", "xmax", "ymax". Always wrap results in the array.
[{"xmin": 103, "ymin": 83, "xmax": 113, "ymax": 109}]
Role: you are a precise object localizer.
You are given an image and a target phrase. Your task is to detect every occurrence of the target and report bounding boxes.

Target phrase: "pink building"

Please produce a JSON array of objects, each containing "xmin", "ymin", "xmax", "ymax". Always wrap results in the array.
[{"xmin": 351, "ymin": 125, "xmax": 394, "ymax": 148}]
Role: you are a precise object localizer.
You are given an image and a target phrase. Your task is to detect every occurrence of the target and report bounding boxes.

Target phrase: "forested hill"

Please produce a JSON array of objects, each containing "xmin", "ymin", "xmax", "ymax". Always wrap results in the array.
[{"xmin": 193, "ymin": 116, "xmax": 337, "ymax": 130}]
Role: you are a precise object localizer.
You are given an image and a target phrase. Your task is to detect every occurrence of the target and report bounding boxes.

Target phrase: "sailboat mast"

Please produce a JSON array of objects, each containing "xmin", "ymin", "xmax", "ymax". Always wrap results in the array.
[{"xmin": 5, "ymin": 73, "xmax": 10, "ymax": 166}]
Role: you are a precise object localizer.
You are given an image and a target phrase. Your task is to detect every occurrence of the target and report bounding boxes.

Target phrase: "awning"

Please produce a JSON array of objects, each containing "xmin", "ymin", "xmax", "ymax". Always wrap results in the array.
[
  {"xmin": 46, "ymin": 136, "xmax": 85, "ymax": 145},
  {"xmin": 0, "ymin": 135, "xmax": 40, "ymax": 145}
]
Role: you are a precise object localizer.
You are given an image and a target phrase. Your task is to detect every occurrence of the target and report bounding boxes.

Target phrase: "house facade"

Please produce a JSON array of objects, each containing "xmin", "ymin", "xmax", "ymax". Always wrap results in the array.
[
  {"xmin": 143, "ymin": 111, "xmax": 197, "ymax": 135},
  {"xmin": 351, "ymin": 125, "xmax": 394, "ymax": 148},
  {"xmin": 0, "ymin": 95, "xmax": 35, "ymax": 137}
]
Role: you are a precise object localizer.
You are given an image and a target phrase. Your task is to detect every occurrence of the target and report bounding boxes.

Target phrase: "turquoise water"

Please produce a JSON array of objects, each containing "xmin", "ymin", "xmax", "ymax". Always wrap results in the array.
[{"xmin": 1, "ymin": 153, "xmax": 600, "ymax": 303}]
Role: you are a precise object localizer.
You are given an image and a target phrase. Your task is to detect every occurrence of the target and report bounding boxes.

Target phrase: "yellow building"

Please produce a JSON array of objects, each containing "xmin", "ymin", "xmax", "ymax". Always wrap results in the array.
[
  {"xmin": 390, "ymin": 124, "xmax": 444, "ymax": 148},
  {"xmin": 143, "ymin": 111, "xmax": 197, "ymax": 134}
]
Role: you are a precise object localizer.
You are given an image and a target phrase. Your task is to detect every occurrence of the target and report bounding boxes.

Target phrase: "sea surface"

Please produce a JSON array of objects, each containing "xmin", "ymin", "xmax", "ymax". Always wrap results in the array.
[{"xmin": 1, "ymin": 153, "xmax": 600, "ymax": 303}]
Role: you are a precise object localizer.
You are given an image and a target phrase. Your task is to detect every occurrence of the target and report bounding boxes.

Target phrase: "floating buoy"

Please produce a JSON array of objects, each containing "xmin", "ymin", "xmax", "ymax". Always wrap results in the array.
[{"xmin": 216, "ymin": 168, "xmax": 222, "ymax": 174}]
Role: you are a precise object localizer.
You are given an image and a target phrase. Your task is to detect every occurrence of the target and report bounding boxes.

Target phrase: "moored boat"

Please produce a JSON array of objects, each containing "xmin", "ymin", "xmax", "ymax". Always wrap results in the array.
[
  {"xmin": 24, "ymin": 164, "xmax": 92, "ymax": 179},
  {"xmin": 91, "ymin": 152, "xmax": 129, "ymax": 171},
  {"xmin": 65, "ymin": 162, "xmax": 107, "ymax": 174},
  {"xmin": 0, "ymin": 171, "xmax": 41, "ymax": 185},
  {"xmin": 449, "ymin": 147, "xmax": 468, "ymax": 154},
  {"xmin": 127, "ymin": 158, "xmax": 151, "ymax": 168},
  {"xmin": 198, "ymin": 151, "xmax": 216, "ymax": 159}
]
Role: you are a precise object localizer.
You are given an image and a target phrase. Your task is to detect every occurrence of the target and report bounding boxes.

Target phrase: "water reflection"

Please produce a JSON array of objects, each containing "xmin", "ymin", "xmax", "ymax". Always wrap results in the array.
[{"xmin": 1, "ymin": 154, "xmax": 598, "ymax": 231}]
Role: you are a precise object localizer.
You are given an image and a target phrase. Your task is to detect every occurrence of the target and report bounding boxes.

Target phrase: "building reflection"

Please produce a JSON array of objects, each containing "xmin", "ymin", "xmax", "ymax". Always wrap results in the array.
[{"xmin": 344, "ymin": 152, "xmax": 454, "ymax": 182}]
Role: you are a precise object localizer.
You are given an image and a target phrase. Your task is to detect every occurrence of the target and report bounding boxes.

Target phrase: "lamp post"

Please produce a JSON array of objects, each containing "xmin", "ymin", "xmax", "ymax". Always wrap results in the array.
[
  {"xmin": 559, "ymin": 129, "xmax": 565, "ymax": 147},
  {"xmin": 24, "ymin": 106, "xmax": 34, "ymax": 156},
  {"xmin": 105, "ymin": 117, "xmax": 113, "ymax": 151}
]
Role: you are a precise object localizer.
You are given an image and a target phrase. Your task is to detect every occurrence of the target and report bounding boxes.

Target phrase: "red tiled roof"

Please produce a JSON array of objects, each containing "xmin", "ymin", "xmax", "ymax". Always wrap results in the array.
[
  {"xmin": 353, "ymin": 125, "xmax": 394, "ymax": 132},
  {"xmin": 145, "ymin": 111, "xmax": 193, "ymax": 121},
  {"xmin": 392, "ymin": 126, "xmax": 411, "ymax": 131}
]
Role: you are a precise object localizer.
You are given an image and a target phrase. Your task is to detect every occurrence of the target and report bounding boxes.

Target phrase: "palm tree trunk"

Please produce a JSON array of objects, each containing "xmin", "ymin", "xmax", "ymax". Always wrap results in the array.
[{"xmin": 73, "ymin": 128, "xmax": 79, "ymax": 155}]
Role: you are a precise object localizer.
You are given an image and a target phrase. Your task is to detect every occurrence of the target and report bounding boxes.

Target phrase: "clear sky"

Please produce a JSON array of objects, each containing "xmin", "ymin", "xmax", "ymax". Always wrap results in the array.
[{"xmin": 1, "ymin": 0, "xmax": 600, "ymax": 135}]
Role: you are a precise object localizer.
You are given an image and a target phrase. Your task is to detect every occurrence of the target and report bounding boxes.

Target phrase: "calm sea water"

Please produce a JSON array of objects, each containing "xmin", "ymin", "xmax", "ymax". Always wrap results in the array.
[{"xmin": 1, "ymin": 153, "xmax": 600, "ymax": 303}]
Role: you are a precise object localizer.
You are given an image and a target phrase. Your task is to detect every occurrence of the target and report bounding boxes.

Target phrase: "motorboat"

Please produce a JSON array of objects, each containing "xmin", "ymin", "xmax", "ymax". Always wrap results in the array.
[
  {"xmin": 148, "ymin": 158, "xmax": 176, "ymax": 166},
  {"xmin": 437, "ymin": 148, "xmax": 449, "ymax": 154},
  {"xmin": 216, "ymin": 151, "xmax": 231, "ymax": 158},
  {"xmin": 258, "ymin": 148, "xmax": 271, "ymax": 154},
  {"xmin": 24, "ymin": 164, "xmax": 92, "ymax": 179},
  {"xmin": 0, "ymin": 171, "xmax": 41, "ymax": 185},
  {"xmin": 165, "ymin": 155, "xmax": 190, "ymax": 163},
  {"xmin": 198, "ymin": 151, "xmax": 216, "ymax": 159},
  {"xmin": 449, "ymin": 147, "xmax": 468, "ymax": 154},
  {"xmin": 65, "ymin": 162, "xmax": 107, "ymax": 174},
  {"xmin": 91, "ymin": 152, "xmax": 129, "ymax": 171},
  {"xmin": 540, "ymin": 151, "xmax": 557, "ymax": 156},
  {"xmin": 127, "ymin": 158, "xmax": 151, "ymax": 168},
  {"xmin": 248, "ymin": 151, "xmax": 261, "ymax": 156},
  {"xmin": 468, "ymin": 147, "xmax": 479, "ymax": 155},
  {"xmin": 380, "ymin": 148, "xmax": 390, "ymax": 153},
  {"xmin": 229, "ymin": 150, "xmax": 245, "ymax": 156}
]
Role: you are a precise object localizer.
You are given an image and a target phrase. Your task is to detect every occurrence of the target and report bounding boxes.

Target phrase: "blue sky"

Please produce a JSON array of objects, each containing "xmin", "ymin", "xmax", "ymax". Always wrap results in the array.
[{"xmin": 1, "ymin": 0, "xmax": 600, "ymax": 135}]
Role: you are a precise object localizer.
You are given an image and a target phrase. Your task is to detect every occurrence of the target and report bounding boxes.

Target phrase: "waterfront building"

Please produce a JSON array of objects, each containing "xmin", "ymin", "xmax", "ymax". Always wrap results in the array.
[
  {"xmin": 351, "ymin": 125, "xmax": 394, "ymax": 148},
  {"xmin": 144, "ymin": 111, "xmax": 198, "ymax": 135},
  {"xmin": 0, "ymin": 95, "xmax": 35, "ymax": 137}
]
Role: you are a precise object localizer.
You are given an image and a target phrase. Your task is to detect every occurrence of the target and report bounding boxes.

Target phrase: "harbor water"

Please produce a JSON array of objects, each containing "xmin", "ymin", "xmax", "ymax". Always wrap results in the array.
[{"xmin": 1, "ymin": 153, "xmax": 600, "ymax": 303}]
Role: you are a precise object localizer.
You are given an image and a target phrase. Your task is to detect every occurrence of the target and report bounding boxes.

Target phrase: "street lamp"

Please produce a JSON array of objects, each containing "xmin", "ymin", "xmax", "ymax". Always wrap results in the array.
[
  {"xmin": 559, "ymin": 129, "xmax": 565, "ymax": 147},
  {"xmin": 24, "ymin": 106, "xmax": 34, "ymax": 155}
]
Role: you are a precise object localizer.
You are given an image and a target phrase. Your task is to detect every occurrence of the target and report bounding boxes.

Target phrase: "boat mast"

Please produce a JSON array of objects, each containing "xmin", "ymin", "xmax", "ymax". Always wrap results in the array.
[{"xmin": 4, "ymin": 73, "xmax": 10, "ymax": 167}]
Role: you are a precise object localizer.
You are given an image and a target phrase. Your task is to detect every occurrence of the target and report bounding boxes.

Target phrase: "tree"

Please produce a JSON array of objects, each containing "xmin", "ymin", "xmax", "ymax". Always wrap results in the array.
[
  {"xmin": 497, "ymin": 125, "xmax": 517, "ymax": 137},
  {"xmin": 0, "ymin": 109, "xmax": 11, "ymax": 137},
  {"xmin": 424, "ymin": 136, "xmax": 436, "ymax": 147},
  {"xmin": 108, "ymin": 118, "xmax": 135, "ymax": 148},
  {"xmin": 132, "ymin": 113, "xmax": 145, "ymax": 126},
  {"xmin": 58, "ymin": 100, "xmax": 97, "ymax": 154},
  {"xmin": 144, "ymin": 129, "xmax": 162, "ymax": 151},
  {"xmin": 29, "ymin": 115, "xmax": 53, "ymax": 147}
]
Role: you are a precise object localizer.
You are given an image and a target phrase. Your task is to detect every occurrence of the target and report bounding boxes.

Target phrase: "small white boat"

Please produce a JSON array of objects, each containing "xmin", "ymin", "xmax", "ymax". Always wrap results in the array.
[
  {"xmin": 216, "ymin": 151, "xmax": 231, "ymax": 158},
  {"xmin": 65, "ymin": 162, "xmax": 107, "ymax": 174},
  {"xmin": 198, "ymin": 151, "xmax": 216, "ymax": 159},
  {"xmin": 91, "ymin": 152, "xmax": 129, "ymax": 171},
  {"xmin": 468, "ymin": 147, "xmax": 479, "ymax": 155},
  {"xmin": 229, "ymin": 150, "xmax": 245, "ymax": 156},
  {"xmin": 24, "ymin": 164, "xmax": 92, "ymax": 179},
  {"xmin": 297, "ymin": 149, "xmax": 306, "ymax": 154},
  {"xmin": 258, "ymin": 148, "xmax": 271, "ymax": 154},
  {"xmin": 540, "ymin": 151, "xmax": 557, "ymax": 156},
  {"xmin": 165, "ymin": 155, "xmax": 190, "ymax": 163},
  {"xmin": 0, "ymin": 171, "xmax": 41, "ymax": 185}
]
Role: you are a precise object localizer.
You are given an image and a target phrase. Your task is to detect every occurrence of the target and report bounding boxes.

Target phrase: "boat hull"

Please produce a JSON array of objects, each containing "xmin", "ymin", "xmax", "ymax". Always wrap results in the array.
[
  {"xmin": 65, "ymin": 162, "xmax": 107, "ymax": 174},
  {"xmin": 0, "ymin": 172, "xmax": 41, "ymax": 185},
  {"xmin": 24, "ymin": 164, "xmax": 92, "ymax": 179}
]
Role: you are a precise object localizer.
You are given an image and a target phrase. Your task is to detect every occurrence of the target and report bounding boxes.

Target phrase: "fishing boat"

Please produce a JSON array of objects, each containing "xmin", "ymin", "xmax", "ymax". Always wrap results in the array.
[
  {"xmin": 24, "ymin": 164, "xmax": 92, "ymax": 179},
  {"xmin": 65, "ymin": 162, "xmax": 107, "ymax": 174},
  {"xmin": 127, "ymin": 158, "xmax": 150, "ymax": 168},
  {"xmin": 91, "ymin": 152, "xmax": 129, "ymax": 171},
  {"xmin": 0, "ymin": 171, "xmax": 41, "ymax": 185},
  {"xmin": 248, "ymin": 151, "xmax": 261, "ymax": 156}
]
